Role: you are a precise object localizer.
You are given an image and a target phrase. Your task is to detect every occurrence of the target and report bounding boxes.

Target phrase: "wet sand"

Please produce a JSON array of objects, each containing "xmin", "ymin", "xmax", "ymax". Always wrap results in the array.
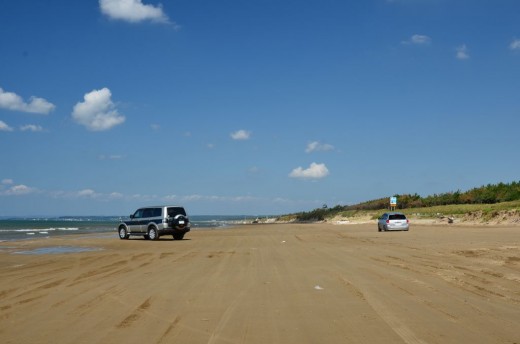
[{"xmin": 1, "ymin": 223, "xmax": 519, "ymax": 343}]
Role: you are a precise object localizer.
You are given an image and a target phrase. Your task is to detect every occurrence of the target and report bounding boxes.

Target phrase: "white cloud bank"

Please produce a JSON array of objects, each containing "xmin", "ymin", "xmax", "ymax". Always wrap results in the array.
[
  {"xmin": 306, "ymin": 141, "xmax": 334, "ymax": 153},
  {"xmin": 99, "ymin": 0, "xmax": 169, "ymax": 23},
  {"xmin": 72, "ymin": 88, "xmax": 126, "ymax": 131},
  {"xmin": 289, "ymin": 162, "xmax": 330, "ymax": 180},
  {"xmin": 0, "ymin": 87, "xmax": 55, "ymax": 114},
  {"xmin": 230, "ymin": 129, "xmax": 251, "ymax": 140}
]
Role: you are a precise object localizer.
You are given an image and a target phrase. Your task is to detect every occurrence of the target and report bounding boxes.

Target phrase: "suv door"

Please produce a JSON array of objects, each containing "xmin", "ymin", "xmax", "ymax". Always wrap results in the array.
[{"xmin": 129, "ymin": 208, "xmax": 145, "ymax": 233}]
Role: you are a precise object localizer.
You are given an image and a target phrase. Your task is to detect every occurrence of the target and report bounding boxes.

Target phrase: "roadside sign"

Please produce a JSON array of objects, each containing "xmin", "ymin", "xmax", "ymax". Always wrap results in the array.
[{"xmin": 390, "ymin": 197, "xmax": 397, "ymax": 206}]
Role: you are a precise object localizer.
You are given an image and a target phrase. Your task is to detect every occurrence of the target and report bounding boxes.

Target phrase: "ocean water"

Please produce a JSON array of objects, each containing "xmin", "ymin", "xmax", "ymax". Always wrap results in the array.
[{"xmin": 0, "ymin": 215, "xmax": 258, "ymax": 242}]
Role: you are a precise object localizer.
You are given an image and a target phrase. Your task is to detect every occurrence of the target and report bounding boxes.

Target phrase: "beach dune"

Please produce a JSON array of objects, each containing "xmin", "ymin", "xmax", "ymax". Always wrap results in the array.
[{"xmin": 1, "ymin": 223, "xmax": 519, "ymax": 343}]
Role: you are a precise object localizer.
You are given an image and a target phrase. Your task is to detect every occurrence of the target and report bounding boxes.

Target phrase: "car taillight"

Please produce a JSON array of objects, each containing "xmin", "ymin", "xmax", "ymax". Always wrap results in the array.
[
  {"xmin": 386, "ymin": 220, "xmax": 390, "ymax": 224},
  {"xmin": 406, "ymin": 219, "xmax": 409, "ymax": 223}
]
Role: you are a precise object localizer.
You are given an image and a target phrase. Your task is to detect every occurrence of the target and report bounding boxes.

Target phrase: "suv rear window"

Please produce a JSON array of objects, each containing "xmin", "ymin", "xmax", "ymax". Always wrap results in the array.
[
  {"xmin": 389, "ymin": 214, "xmax": 407, "ymax": 220},
  {"xmin": 167, "ymin": 207, "xmax": 186, "ymax": 217}
]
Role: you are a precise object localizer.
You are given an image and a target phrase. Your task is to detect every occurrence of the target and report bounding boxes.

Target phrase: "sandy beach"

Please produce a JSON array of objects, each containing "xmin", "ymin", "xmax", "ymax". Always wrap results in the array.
[{"xmin": 1, "ymin": 223, "xmax": 519, "ymax": 343}]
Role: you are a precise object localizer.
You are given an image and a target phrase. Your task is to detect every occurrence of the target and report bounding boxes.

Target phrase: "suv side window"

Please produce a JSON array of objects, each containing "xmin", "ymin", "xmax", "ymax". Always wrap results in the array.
[
  {"xmin": 153, "ymin": 208, "xmax": 162, "ymax": 217},
  {"xmin": 142, "ymin": 208, "xmax": 154, "ymax": 218},
  {"xmin": 133, "ymin": 209, "xmax": 144, "ymax": 219}
]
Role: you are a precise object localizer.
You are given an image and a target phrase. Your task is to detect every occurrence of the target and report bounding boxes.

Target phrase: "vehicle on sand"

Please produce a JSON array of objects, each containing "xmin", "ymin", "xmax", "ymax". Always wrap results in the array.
[{"xmin": 118, "ymin": 206, "xmax": 190, "ymax": 240}]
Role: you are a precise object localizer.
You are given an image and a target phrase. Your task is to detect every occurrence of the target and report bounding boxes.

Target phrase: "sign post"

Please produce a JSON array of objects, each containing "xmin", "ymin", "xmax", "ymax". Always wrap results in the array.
[{"xmin": 390, "ymin": 196, "xmax": 397, "ymax": 211}]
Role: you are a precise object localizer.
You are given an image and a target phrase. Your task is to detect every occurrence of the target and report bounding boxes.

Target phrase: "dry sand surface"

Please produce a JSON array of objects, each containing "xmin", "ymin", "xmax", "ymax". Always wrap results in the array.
[{"xmin": 1, "ymin": 223, "xmax": 519, "ymax": 344}]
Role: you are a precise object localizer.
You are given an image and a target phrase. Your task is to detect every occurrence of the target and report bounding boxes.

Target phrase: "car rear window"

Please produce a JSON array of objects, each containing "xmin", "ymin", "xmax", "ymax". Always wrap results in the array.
[
  {"xmin": 389, "ymin": 214, "xmax": 407, "ymax": 220},
  {"xmin": 167, "ymin": 207, "xmax": 186, "ymax": 217}
]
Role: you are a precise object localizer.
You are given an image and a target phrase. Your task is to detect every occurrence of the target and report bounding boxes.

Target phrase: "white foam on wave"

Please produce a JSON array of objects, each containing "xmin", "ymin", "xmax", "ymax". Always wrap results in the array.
[{"xmin": 11, "ymin": 227, "xmax": 79, "ymax": 232}]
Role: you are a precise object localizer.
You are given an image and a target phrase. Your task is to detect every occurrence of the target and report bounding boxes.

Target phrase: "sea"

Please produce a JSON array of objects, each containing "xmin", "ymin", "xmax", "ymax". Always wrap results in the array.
[{"xmin": 0, "ymin": 215, "xmax": 260, "ymax": 242}]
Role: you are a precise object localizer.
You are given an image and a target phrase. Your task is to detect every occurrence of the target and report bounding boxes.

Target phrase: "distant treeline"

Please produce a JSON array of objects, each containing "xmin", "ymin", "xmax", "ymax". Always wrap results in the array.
[
  {"xmin": 348, "ymin": 181, "xmax": 520, "ymax": 210},
  {"xmin": 291, "ymin": 181, "xmax": 520, "ymax": 221}
]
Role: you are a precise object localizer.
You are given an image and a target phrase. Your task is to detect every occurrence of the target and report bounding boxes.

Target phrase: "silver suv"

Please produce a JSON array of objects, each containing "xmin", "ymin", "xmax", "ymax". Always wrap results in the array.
[{"xmin": 118, "ymin": 206, "xmax": 190, "ymax": 240}]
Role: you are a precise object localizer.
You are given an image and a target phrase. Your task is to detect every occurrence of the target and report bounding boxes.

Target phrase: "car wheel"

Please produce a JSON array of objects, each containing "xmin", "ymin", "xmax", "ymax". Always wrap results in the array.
[
  {"xmin": 118, "ymin": 226, "xmax": 129, "ymax": 239},
  {"xmin": 148, "ymin": 227, "xmax": 159, "ymax": 241},
  {"xmin": 173, "ymin": 233, "xmax": 184, "ymax": 240},
  {"xmin": 378, "ymin": 225, "xmax": 382, "ymax": 232}
]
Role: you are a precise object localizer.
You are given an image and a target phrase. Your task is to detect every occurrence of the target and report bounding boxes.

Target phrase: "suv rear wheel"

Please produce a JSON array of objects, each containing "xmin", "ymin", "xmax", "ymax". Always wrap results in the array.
[{"xmin": 148, "ymin": 227, "xmax": 159, "ymax": 241}]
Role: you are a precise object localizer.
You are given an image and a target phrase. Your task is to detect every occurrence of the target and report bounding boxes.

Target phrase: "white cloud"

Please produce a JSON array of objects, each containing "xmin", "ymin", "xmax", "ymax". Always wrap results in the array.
[
  {"xmin": 0, "ymin": 120, "xmax": 14, "ymax": 132},
  {"xmin": 1, "ymin": 184, "xmax": 36, "ymax": 196},
  {"xmin": 72, "ymin": 88, "xmax": 126, "ymax": 131},
  {"xmin": 305, "ymin": 141, "xmax": 334, "ymax": 153},
  {"xmin": 99, "ymin": 0, "xmax": 169, "ymax": 23},
  {"xmin": 77, "ymin": 189, "xmax": 100, "ymax": 198},
  {"xmin": 230, "ymin": 129, "xmax": 251, "ymax": 140},
  {"xmin": 289, "ymin": 162, "xmax": 330, "ymax": 180},
  {"xmin": 402, "ymin": 34, "xmax": 431, "ymax": 45},
  {"xmin": 20, "ymin": 124, "xmax": 44, "ymax": 132},
  {"xmin": 0, "ymin": 87, "xmax": 55, "ymax": 114},
  {"xmin": 2, "ymin": 179, "xmax": 14, "ymax": 185},
  {"xmin": 456, "ymin": 44, "xmax": 469, "ymax": 60},
  {"xmin": 109, "ymin": 192, "xmax": 124, "ymax": 199},
  {"xmin": 510, "ymin": 39, "xmax": 520, "ymax": 51}
]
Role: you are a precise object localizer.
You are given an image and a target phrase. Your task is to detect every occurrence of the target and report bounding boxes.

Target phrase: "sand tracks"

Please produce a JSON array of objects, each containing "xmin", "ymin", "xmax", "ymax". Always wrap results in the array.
[{"xmin": 1, "ymin": 224, "xmax": 519, "ymax": 343}]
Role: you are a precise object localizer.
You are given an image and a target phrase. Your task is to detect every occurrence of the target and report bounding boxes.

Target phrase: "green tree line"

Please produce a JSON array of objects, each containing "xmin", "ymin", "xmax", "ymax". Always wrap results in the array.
[
  {"xmin": 292, "ymin": 181, "xmax": 520, "ymax": 221},
  {"xmin": 347, "ymin": 181, "xmax": 520, "ymax": 211}
]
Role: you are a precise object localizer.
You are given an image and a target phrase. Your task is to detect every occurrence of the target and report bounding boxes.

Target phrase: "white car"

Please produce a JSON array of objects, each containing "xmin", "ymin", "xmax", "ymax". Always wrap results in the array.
[{"xmin": 377, "ymin": 212, "xmax": 409, "ymax": 232}]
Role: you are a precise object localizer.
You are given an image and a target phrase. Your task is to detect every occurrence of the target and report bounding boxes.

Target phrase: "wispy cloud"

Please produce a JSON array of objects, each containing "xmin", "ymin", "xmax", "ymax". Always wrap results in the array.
[
  {"xmin": 72, "ymin": 88, "xmax": 126, "ymax": 131},
  {"xmin": 98, "ymin": 154, "xmax": 125, "ymax": 160},
  {"xmin": 0, "ymin": 87, "xmax": 55, "ymax": 114},
  {"xmin": 0, "ymin": 179, "xmax": 329, "ymax": 212},
  {"xmin": 289, "ymin": 162, "xmax": 330, "ymax": 180},
  {"xmin": 0, "ymin": 120, "xmax": 14, "ymax": 132},
  {"xmin": 77, "ymin": 189, "xmax": 100, "ymax": 198},
  {"xmin": 20, "ymin": 124, "xmax": 44, "ymax": 132},
  {"xmin": 230, "ymin": 129, "xmax": 251, "ymax": 140},
  {"xmin": 0, "ymin": 179, "xmax": 39, "ymax": 196},
  {"xmin": 510, "ymin": 39, "xmax": 520, "ymax": 51},
  {"xmin": 456, "ymin": 44, "xmax": 470, "ymax": 60},
  {"xmin": 0, "ymin": 184, "xmax": 38, "ymax": 196},
  {"xmin": 99, "ymin": 0, "xmax": 170, "ymax": 24},
  {"xmin": 305, "ymin": 141, "xmax": 334, "ymax": 153},
  {"xmin": 402, "ymin": 34, "xmax": 431, "ymax": 45}
]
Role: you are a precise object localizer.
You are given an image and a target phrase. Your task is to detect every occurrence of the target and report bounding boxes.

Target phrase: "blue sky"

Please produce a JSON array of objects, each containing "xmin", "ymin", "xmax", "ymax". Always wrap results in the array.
[{"xmin": 1, "ymin": 0, "xmax": 519, "ymax": 216}]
